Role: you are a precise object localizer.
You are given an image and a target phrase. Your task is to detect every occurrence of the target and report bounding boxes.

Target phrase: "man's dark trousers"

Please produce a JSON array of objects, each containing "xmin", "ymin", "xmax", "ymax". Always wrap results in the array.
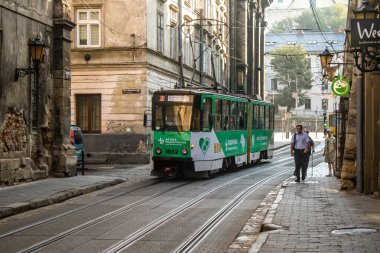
[{"xmin": 294, "ymin": 149, "xmax": 307, "ymax": 180}]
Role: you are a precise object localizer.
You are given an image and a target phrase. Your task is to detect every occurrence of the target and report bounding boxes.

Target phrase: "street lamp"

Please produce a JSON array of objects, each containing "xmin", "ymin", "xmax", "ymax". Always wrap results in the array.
[
  {"xmin": 319, "ymin": 47, "xmax": 333, "ymax": 70},
  {"xmin": 15, "ymin": 36, "xmax": 45, "ymax": 81},
  {"xmin": 353, "ymin": 0, "xmax": 378, "ymax": 19},
  {"xmin": 318, "ymin": 49, "xmax": 333, "ymax": 136}
]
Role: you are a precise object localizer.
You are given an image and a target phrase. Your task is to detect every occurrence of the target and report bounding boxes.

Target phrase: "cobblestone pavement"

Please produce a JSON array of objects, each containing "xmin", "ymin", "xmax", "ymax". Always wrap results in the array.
[{"xmin": 231, "ymin": 162, "xmax": 380, "ymax": 253}]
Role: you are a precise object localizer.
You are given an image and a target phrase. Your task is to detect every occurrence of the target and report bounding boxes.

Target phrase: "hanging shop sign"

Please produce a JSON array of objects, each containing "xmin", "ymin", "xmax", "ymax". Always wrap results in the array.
[
  {"xmin": 331, "ymin": 74, "xmax": 350, "ymax": 96},
  {"xmin": 351, "ymin": 19, "xmax": 380, "ymax": 47}
]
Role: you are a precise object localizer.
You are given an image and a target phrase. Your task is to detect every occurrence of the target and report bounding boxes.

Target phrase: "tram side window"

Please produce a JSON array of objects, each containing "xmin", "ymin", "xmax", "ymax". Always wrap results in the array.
[
  {"xmin": 270, "ymin": 106, "xmax": 274, "ymax": 129},
  {"xmin": 268, "ymin": 106, "xmax": 272, "ymax": 130},
  {"xmin": 265, "ymin": 106, "xmax": 270, "ymax": 129},
  {"xmin": 202, "ymin": 98, "xmax": 212, "ymax": 131},
  {"xmin": 252, "ymin": 104, "xmax": 259, "ymax": 129},
  {"xmin": 154, "ymin": 105, "xmax": 163, "ymax": 130},
  {"xmin": 259, "ymin": 105, "xmax": 265, "ymax": 129},
  {"xmin": 230, "ymin": 102, "xmax": 237, "ymax": 130},
  {"xmin": 223, "ymin": 100, "xmax": 230, "ymax": 130},
  {"xmin": 214, "ymin": 98, "xmax": 222, "ymax": 131},
  {"xmin": 191, "ymin": 98, "xmax": 201, "ymax": 131},
  {"xmin": 238, "ymin": 102, "xmax": 246, "ymax": 130}
]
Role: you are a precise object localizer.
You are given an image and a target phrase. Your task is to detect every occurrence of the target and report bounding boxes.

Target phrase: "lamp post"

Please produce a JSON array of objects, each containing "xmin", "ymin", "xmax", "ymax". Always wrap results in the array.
[
  {"xmin": 15, "ymin": 36, "xmax": 45, "ymax": 128},
  {"xmin": 15, "ymin": 36, "xmax": 45, "ymax": 81},
  {"xmin": 319, "ymin": 47, "xmax": 333, "ymax": 136}
]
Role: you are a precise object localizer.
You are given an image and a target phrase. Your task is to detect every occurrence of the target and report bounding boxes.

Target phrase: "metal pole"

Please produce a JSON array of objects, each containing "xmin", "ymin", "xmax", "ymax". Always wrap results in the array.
[
  {"xmin": 81, "ymin": 150, "xmax": 85, "ymax": 175},
  {"xmin": 178, "ymin": 0, "xmax": 184, "ymax": 88},
  {"xmin": 199, "ymin": 10, "xmax": 204, "ymax": 86},
  {"xmin": 315, "ymin": 111, "xmax": 318, "ymax": 139}
]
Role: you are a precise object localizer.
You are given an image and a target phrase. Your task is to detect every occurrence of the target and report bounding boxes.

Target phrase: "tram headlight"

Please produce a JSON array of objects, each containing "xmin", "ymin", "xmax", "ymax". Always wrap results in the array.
[
  {"xmin": 181, "ymin": 148, "xmax": 188, "ymax": 155},
  {"xmin": 190, "ymin": 144, "xmax": 194, "ymax": 150},
  {"xmin": 155, "ymin": 147, "xmax": 162, "ymax": 154}
]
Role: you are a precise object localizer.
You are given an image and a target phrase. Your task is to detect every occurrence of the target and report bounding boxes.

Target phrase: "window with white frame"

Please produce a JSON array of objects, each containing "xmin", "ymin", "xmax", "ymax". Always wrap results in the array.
[
  {"xmin": 157, "ymin": 12, "xmax": 164, "ymax": 53},
  {"xmin": 170, "ymin": 25, "xmax": 178, "ymax": 59},
  {"xmin": 170, "ymin": 9, "xmax": 178, "ymax": 23},
  {"xmin": 184, "ymin": 37, "xmax": 191, "ymax": 66},
  {"xmin": 193, "ymin": 28, "xmax": 200, "ymax": 70},
  {"xmin": 76, "ymin": 9, "xmax": 101, "ymax": 47}
]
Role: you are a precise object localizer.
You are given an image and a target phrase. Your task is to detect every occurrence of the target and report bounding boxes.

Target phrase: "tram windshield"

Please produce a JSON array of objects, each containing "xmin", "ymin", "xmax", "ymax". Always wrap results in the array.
[{"xmin": 153, "ymin": 95, "xmax": 193, "ymax": 132}]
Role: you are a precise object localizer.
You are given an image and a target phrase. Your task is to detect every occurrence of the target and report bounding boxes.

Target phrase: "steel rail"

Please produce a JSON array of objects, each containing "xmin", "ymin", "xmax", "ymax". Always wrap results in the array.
[
  {"xmin": 0, "ymin": 179, "xmax": 171, "ymax": 240},
  {"xmin": 16, "ymin": 181, "xmax": 193, "ymax": 253},
  {"xmin": 173, "ymin": 169, "xmax": 291, "ymax": 253},
  {"xmin": 104, "ymin": 158, "xmax": 295, "ymax": 253}
]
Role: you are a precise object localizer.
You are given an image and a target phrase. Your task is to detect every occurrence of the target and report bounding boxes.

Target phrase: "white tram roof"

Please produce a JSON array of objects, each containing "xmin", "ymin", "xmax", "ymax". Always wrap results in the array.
[{"xmin": 154, "ymin": 88, "xmax": 273, "ymax": 105}]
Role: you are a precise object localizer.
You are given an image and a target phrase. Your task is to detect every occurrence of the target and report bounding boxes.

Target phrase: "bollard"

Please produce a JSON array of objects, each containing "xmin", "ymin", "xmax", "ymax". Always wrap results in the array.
[{"xmin": 81, "ymin": 150, "xmax": 85, "ymax": 175}]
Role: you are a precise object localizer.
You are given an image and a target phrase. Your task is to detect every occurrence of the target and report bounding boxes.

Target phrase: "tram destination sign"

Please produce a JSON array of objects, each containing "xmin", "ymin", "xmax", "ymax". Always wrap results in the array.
[{"xmin": 351, "ymin": 19, "xmax": 380, "ymax": 47}]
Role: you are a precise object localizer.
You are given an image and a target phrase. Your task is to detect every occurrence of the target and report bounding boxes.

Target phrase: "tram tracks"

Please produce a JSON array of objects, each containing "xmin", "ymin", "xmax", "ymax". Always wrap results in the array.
[
  {"xmin": 104, "ymin": 160, "xmax": 295, "ymax": 253},
  {"xmin": 0, "ymin": 179, "xmax": 189, "ymax": 240},
  {"xmin": 171, "ymin": 169, "xmax": 291, "ymax": 253},
  {"xmin": 3, "ymin": 149, "xmax": 298, "ymax": 253}
]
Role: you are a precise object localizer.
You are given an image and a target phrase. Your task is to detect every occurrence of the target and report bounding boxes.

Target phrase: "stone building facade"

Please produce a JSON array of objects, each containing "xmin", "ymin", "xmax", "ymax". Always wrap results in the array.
[
  {"xmin": 69, "ymin": 0, "xmax": 230, "ymax": 163},
  {"xmin": 229, "ymin": 0, "xmax": 271, "ymax": 98},
  {"xmin": 340, "ymin": 0, "xmax": 380, "ymax": 195},
  {"xmin": 0, "ymin": 0, "xmax": 76, "ymax": 185}
]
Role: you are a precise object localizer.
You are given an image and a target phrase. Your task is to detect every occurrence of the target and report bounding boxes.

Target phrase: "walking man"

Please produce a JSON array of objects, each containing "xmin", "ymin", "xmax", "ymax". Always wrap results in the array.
[
  {"xmin": 323, "ymin": 128, "xmax": 336, "ymax": 176},
  {"xmin": 290, "ymin": 125, "xmax": 310, "ymax": 182}
]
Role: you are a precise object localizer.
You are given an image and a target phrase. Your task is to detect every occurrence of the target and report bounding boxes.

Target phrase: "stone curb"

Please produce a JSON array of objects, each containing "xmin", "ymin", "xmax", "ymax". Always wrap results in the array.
[
  {"xmin": 0, "ymin": 178, "xmax": 126, "ymax": 220},
  {"xmin": 248, "ymin": 180, "xmax": 290, "ymax": 253},
  {"xmin": 274, "ymin": 143, "xmax": 290, "ymax": 150},
  {"xmin": 226, "ymin": 178, "xmax": 290, "ymax": 253}
]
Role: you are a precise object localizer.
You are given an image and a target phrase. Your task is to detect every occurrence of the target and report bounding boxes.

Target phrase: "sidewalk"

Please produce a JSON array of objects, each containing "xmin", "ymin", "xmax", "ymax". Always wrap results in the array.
[
  {"xmin": 238, "ymin": 162, "xmax": 380, "ymax": 253},
  {"xmin": 0, "ymin": 164, "xmax": 152, "ymax": 219}
]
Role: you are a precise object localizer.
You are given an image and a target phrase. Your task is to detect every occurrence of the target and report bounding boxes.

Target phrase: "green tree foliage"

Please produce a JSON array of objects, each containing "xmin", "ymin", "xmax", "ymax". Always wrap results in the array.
[
  {"xmin": 270, "ymin": 45, "xmax": 313, "ymax": 111},
  {"xmin": 295, "ymin": 4, "xmax": 347, "ymax": 31},
  {"xmin": 271, "ymin": 17, "xmax": 294, "ymax": 33},
  {"xmin": 270, "ymin": 4, "xmax": 347, "ymax": 33}
]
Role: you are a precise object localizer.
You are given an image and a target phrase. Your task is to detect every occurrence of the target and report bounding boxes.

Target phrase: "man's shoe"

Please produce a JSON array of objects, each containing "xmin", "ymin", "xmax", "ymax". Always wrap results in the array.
[
  {"xmin": 302, "ymin": 177, "xmax": 306, "ymax": 181},
  {"xmin": 295, "ymin": 179, "xmax": 300, "ymax": 182},
  {"xmin": 326, "ymin": 174, "xmax": 332, "ymax": 177}
]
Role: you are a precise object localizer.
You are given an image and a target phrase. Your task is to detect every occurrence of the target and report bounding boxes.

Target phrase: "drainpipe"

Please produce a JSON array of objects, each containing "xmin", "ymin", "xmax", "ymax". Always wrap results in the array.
[
  {"xmin": 247, "ymin": 2, "xmax": 254, "ymax": 96},
  {"xmin": 254, "ymin": 10, "xmax": 260, "ymax": 95}
]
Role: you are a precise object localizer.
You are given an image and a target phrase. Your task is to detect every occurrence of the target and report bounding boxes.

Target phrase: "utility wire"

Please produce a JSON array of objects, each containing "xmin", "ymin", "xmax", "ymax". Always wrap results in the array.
[{"xmin": 309, "ymin": 0, "xmax": 338, "ymax": 54}]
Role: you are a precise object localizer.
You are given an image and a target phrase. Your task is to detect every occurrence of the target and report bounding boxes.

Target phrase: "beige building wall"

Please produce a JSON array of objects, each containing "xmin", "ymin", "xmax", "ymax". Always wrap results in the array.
[
  {"xmin": 70, "ymin": 0, "xmax": 148, "ymax": 134},
  {"xmin": 69, "ymin": 0, "xmax": 228, "ymax": 159}
]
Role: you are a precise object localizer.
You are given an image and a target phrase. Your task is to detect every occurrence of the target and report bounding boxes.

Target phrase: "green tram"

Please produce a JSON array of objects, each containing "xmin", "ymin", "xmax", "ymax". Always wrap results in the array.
[{"xmin": 151, "ymin": 89, "xmax": 274, "ymax": 177}]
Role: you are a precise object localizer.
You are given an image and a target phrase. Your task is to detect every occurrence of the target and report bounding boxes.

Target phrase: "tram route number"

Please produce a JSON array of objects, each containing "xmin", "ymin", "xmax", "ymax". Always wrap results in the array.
[{"xmin": 165, "ymin": 149, "xmax": 178, "ymax": 154}]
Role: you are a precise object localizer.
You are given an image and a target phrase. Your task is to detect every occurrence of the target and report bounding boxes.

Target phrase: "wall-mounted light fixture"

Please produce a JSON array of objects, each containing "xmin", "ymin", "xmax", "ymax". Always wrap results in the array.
[
  {"xmin": 319, "ymin": 47, "xmax": 333, "ymax": 70},
  {"xmin": 15, "ymin": 36, "xmax": 45, "ymax": 81}
]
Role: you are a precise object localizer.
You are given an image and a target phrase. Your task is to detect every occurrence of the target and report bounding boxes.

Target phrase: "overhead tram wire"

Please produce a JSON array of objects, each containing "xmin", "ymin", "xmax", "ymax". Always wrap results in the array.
[{"xmin": 309, "ymin": 0, "xmax": 338, "ymax": 53}]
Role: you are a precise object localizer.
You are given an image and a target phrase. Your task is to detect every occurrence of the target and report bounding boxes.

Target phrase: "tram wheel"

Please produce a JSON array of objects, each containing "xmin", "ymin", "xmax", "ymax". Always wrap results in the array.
[{"xmin": 222, "ymin": 158, "xmax": 228, "ymax": 172}]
